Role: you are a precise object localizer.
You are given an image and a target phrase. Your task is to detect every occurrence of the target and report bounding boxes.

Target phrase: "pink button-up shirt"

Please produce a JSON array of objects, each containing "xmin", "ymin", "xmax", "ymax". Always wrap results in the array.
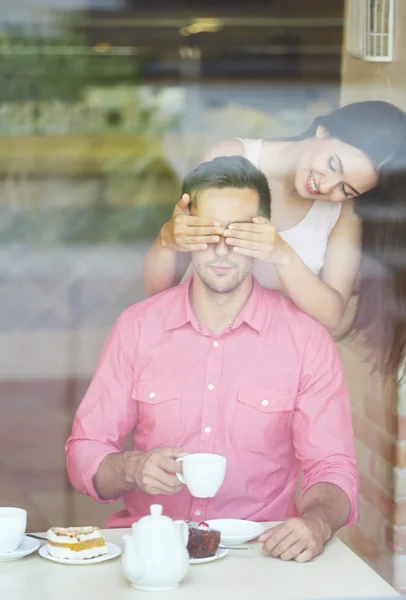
[{"xmin": 66, "ymin": 278, "xmax": 358, "ymax": 528}]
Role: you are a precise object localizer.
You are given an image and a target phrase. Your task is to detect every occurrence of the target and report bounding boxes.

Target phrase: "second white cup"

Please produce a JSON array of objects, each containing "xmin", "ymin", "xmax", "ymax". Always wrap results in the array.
[
  {"xmin": 0, "ymin": 507, "xmax": 27, "ymax": 554},
  {"xmin": 176, "ymin": 453, "xmax": 226, "ymax": 498}
]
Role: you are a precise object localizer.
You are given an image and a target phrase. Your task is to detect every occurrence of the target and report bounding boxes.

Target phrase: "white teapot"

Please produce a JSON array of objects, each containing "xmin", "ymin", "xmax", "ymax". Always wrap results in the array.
[{"xmin": 122, "ymin": 504, "xmax": 190, "ymax": 592}]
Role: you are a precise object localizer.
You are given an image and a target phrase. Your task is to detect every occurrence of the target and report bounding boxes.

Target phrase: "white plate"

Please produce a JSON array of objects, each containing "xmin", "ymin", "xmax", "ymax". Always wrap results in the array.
[
  {"xmin": 206, "ymin": 519, "xmax": 265, "ymax": 546},
  {"xmin": 0, "ymin": 536, "xmax": 40, "ymax": 562},
  {"xmin": 39, "ymin": 542, "xmax": 121, "ymax": 565},
  {"xmin": 190, "ymin": 548, "xmax": 228, "ymax": 565}
]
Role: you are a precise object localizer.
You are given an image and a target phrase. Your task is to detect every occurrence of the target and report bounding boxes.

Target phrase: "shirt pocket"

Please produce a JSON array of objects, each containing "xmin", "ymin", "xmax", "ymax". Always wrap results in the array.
[
  {"xmin": 132, "ymin": 381, "xmax": 183, "ymax": 447},
  {"xmin": 234, "ymin": 385, "xmax": 295, "ymax": 452}
]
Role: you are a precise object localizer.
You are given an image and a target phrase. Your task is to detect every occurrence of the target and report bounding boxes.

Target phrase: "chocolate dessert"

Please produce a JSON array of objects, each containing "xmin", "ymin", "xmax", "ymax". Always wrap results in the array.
[{"xmin": 186, "ymin": 521, "xmax": 221, "ymax": 559}]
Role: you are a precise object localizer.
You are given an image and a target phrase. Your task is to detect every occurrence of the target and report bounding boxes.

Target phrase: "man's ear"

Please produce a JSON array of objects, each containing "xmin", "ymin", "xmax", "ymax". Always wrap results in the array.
[{"xmin": 315, "ymin": 125, "xmax": 329, "ymax": 140}]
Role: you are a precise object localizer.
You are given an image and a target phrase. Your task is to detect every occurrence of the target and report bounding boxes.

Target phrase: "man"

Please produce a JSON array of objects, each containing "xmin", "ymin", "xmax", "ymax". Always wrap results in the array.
[{"xmin": 66, "ymin": 156, "xmax": 358, "ymax": 563}]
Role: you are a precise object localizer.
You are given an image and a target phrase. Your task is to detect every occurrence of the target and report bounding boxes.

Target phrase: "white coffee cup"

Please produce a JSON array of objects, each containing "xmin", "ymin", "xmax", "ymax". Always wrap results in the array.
[
  {"xmin": 176, "ymin": 453, "xmax": 227, "ymax": 498},
  {"xmin": 0, "ymin": 507, "xmax": 27, "ymax": 553}
]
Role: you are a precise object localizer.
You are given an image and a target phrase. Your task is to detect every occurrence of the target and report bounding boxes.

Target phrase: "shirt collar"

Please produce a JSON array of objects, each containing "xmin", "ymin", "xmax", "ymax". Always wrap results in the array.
[
  {"xmin": 164, "ymin": 277, "xmax": 195, "ymax": 331},
  {"xmin": 164, "ymin": 276, "xmax": 267, "ymax": 334},
  {"xmin": 232, "ymin": 278, "xmax": 267, "ymax": 333}
]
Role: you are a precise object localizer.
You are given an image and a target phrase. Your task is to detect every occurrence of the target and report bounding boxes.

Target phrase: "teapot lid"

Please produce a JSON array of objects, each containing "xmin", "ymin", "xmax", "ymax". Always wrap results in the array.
[
  {"xmin": 134, "ymin": 504, "xmax": 176, "ymax": 535},
  {"xmin": 149, "ymin": 504, "xmax": 163, "ymax": 519}
]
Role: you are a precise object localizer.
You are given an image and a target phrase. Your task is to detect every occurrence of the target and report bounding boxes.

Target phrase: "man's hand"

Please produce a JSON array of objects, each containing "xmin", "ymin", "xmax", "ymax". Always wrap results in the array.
[
  {"xmin": 123, "ymin": 447, "xmax": 187, "ymax": 496},
  {"xmin": 160, "ymin": 194, "xmax": 224, "ymax": 252},
  {"xmin": 259, "ymin": 516, "xmax": 332, "ymax": 562}
]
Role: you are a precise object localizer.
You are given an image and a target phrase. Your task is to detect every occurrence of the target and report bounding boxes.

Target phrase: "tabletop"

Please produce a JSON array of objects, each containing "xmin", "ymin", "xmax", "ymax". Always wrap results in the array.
[{"xmin": 1, "ymin": 524, "xmax": 400, "ymax": 600}]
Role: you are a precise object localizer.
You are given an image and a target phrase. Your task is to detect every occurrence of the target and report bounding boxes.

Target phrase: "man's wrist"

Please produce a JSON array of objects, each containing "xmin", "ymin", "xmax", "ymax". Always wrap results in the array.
[
  {"xmin": 299, "ymin": 483, "xmax": 352, "ymax": 537},
  {"xmin": 121, "ymin": 450, "xmax": 143, "ymax": 490},
  {"xmin": 301, "ymin": 508, "xmax": 334, "ymax": 542},
  {"xmin": 93, "ymin": 451, "xmax": 136, "ymax": 500}
]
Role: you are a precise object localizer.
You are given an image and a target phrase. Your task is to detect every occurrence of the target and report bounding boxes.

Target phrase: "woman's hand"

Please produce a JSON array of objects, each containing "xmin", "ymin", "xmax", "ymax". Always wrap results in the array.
[
  {"xmin": 224, "ymin": 216, "xmax": 291, "ymax": 265},
  {"xmin": 160, "ymin": 194, "xmax": 225, "ymax": 252}
]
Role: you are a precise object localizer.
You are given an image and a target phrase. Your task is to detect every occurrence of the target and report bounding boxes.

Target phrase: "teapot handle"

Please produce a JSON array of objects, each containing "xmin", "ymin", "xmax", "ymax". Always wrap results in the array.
[{"xmin": 175, "ymin": 520, "xmax": 189, "ymax": 546}]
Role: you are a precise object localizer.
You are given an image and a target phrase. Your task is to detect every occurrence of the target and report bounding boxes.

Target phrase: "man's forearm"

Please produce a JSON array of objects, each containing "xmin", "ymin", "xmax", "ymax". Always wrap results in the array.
[
  {"xmin": 298, "ymin": 483, "xmax": 351, "ymax": 540},
  {"xmin": 93, "ymin": 451, "xmax": 139, "ymax": 501}
]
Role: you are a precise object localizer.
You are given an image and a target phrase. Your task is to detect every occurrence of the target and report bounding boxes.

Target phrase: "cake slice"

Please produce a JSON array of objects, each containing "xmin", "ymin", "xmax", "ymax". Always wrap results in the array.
[
  {"xmin": 46, "ymin": 526, "xmax": 108, "ymax": 560},
  {"xmin": 186, "ymin": 521, "xmax": 220, "ymax": 559}
]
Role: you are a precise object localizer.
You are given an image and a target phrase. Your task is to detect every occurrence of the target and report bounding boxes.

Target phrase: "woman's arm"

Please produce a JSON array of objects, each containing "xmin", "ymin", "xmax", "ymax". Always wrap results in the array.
[
  {"xmin": 224, "ymin": 201, "xmax": 361, "ymax": 330},
  {"xmin": 142, "ymin": 197, "xmax": 191, "ymax": 297},
  {"xmin": 276, "ymin": 201, "xmax": 361, "ymax": 329},
  {"xmin": 143, "ymin": 139, "xmax": 244, "ymax": 296}
]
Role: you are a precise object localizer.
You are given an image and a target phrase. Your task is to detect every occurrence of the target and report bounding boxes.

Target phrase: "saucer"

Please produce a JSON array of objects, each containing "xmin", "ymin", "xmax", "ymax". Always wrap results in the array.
[
  {"xmin": 39, "ymin": 542, "xmax": 121, "ymax": 565},
  {"xmin": 0, "ymin": 536, "xmax": 40, "ymax": 562},
  {"xmin": 190, "ymin": 547, "xmax": 228, "ymax": 565},
  {"xmin": 206, "ymin": 519, "xmax": 265, "ymax": 546}
]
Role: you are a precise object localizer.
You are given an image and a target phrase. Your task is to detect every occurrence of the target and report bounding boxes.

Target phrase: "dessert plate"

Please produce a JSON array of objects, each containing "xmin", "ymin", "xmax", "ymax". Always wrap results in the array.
[
  {"xmin": 190, "ymin": 547, "xmax": 228, "ymax": 565},
  {"xmin": 0, "ymin": 536, "xmax": 40, "ymax": 562},
  {"xmin": 39, "ymin": 542, "xmax": 121, "ymax": 565},
  {"xmin": 206, "ymin": 519, "xmax": 265, "ymax": 546}
]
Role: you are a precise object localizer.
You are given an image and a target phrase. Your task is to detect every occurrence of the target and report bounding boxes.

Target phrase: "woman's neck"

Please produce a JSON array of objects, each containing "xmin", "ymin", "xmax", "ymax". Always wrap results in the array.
[
  {"xmin": 261, "ymin": 138, "xmax": 310, "ymax": 183},
  {"xmin": 260, "ymin": 138, "xmax": 316, "ymax": 230}
]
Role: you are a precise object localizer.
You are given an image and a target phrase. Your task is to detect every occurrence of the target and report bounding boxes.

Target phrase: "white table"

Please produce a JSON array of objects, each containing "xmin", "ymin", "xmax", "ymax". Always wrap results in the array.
[{"xmin": 1, "ymin": 525, "xmax": 399, "ymax": 600}]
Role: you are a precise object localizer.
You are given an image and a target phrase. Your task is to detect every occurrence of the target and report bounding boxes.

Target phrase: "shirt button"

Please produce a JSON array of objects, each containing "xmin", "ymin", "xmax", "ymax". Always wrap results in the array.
[
  {"xmin": 213, "ymin": 341, "xmax": 219, "ymax": 347},
  {"xmin": 195, "ymin": 510, "xmax": 201, "ymax": 517},
  {"xmin": 261, "ymin": 399, "xmax": 269, "ymax": 407},
  {"xmin": 149, "ymin": 392, "xmax": 156, "ymax": 399},
  {"xmin": 204, "ymin": 427, "xmax": 212, "ymax": 434},
  {"xmin": 208, "ymin": 383, "xmax": 214, "ymax": 391}
]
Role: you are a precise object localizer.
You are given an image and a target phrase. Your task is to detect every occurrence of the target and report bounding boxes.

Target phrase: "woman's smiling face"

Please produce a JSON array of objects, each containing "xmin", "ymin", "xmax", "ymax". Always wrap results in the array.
[{"xmin": 294, "ymin": 126, "xmax": 379, "ymax": 203}]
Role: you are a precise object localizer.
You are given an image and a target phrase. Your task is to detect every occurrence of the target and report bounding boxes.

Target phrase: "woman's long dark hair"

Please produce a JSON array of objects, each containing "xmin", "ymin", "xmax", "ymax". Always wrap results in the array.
[
  {"xmin": 293, "ymin": 101, "xmax": 406, "ymax": 377},
  {"xmin": 345, "ymin": 166, "xmax": 406, "ymax": 377}
]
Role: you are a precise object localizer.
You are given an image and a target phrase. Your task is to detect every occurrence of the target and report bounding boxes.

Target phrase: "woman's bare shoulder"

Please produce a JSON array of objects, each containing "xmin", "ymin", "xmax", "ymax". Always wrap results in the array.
[
  {"xmin": 200, "ymin": 138, "xmax": 245, "ymax": 162},
  {"xmin": 330, "ymin": 199, "xmax": 361, "ymax": 240}
]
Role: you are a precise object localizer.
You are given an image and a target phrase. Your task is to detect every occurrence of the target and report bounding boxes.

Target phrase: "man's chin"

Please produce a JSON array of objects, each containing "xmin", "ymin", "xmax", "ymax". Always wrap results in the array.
[
  {"xmin": 209, "ymin": 286, "xmax": 236, "ymax": 295},
  {"xmin": 204, "ymin": 278, "xmax": 240, "ymax": 295}
]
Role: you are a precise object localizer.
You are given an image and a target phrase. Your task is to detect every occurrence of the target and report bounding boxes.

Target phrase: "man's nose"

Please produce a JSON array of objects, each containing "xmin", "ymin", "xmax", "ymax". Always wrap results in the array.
[{"xmin": 214, "ymin": 236, "xmax": 230, "ymax": 257}]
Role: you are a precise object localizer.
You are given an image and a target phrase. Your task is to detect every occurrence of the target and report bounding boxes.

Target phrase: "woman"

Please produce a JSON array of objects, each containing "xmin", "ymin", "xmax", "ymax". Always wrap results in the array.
[{"xmin": 143, "ymin": 101, "xmax": 406, "ymax": 376}]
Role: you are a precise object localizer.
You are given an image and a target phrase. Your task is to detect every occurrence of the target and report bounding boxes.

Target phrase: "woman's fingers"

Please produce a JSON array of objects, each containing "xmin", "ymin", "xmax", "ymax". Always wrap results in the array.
[
  {"xmin": 175, "ymin": 215, "xmax": 222, "ymax": 228},
  {"xmin": 174, "ymin": 194, "xmax": 191, "ymax": 214},
  {"xmin": 182, "ymin": 243, "xmax": 208, "ymax": 252},
  {"xmin": 184, "ymin": 226, "xmax": 224, "ymax": 236},
  {"xmin": 232, "ymin": 247, "xmax": 261, "ymax": 258},
  {"xmin": 184, "ymin": 235, "xmax": 220, "ymax": 245},
  {"xmin": 225, "ymin": 230, "xmax": 265, "ymax": 242},
  {"xmin": 172, "ymin": 216, "xmax": 224, "ymax": 250},
  {"xmin": 179, "ymin": 193, "xmax": 190, "ymax": 208},
  {"xmin": 223, "ymin": 221, "xmax": 278, "ymax": 263},
  {"xmin": 226, "ymin": 238, "xmax": 263, "ymax": 251},
  {"xmin": 227, "ymin": 221, "xmax": 272, "ymax": 233}
]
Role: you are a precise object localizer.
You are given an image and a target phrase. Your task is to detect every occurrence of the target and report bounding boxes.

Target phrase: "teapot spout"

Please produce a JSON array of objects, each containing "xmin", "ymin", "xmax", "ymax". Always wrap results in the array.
[{"xmin": 122, "ymin": 534, "xmax": 145, "ymax": 583}]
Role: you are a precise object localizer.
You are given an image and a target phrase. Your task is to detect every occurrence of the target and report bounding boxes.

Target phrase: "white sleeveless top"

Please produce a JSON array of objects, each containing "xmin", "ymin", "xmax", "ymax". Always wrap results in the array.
[{"xmin": 236, "ymin": 137, "xmax": 342, "ymax": 290}]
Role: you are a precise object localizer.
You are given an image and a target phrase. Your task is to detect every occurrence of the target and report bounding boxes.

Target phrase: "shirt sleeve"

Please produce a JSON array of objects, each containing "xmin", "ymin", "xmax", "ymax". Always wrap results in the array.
[
  {"xmin": 65, "ymin": 311, "xmax": 138, "ymax": 503},
  {"xmin": 293, "ymin": 325, "xmax": 359, "ymax": 525}
]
